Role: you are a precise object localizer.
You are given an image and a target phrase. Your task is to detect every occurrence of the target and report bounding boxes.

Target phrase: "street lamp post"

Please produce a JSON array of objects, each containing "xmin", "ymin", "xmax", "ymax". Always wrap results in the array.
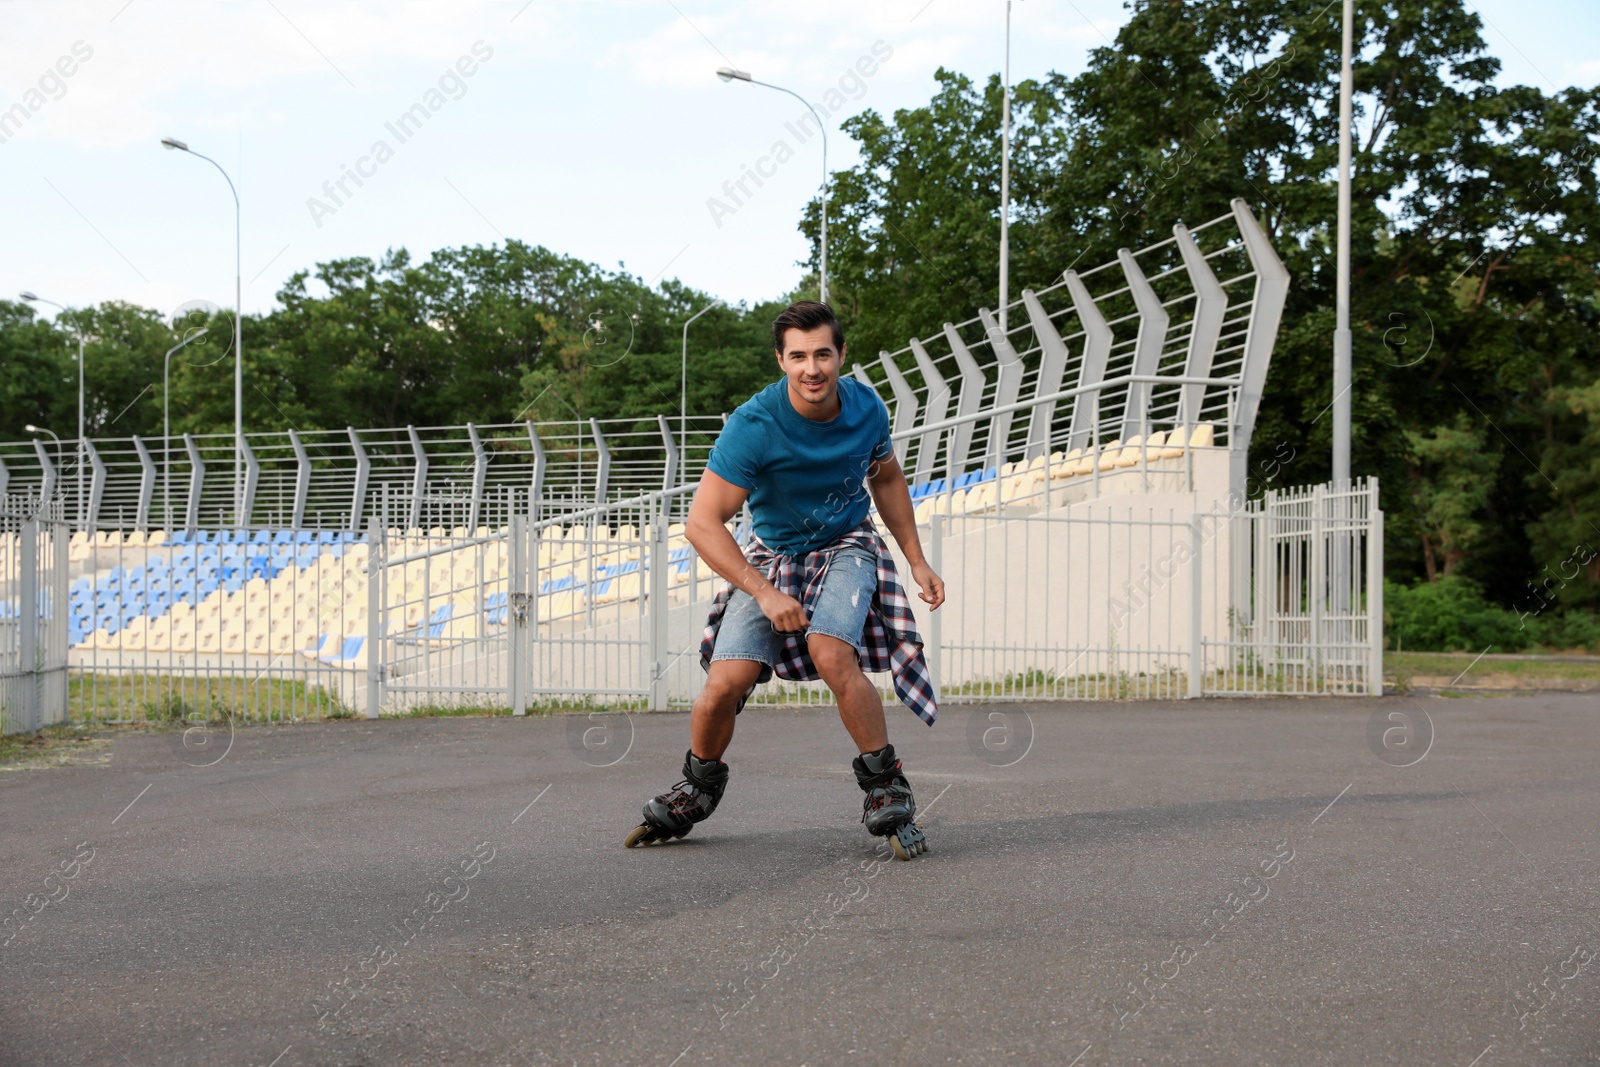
[
  {"xmin": 1332, "ymin": 0, "xmax": 1353, "ymax": 487},
  {"xmin": 999, "ymin": 0, "xmax": 1012, "ymax": 334},
  {"xmin": 160, "ymin": 136, "xmax": 244, "ymax": 522},
  {"xmin": 164, "ymin": 328, "xmax": 210, "ymax": 532},
  {"xmin": 716, "ymin": 68, "xmax": 829, "ymax": 305},
  {"xmin": 681, "ymin": 299, "xmax": 724, "ymax": 473},
  {"xmin": 19, "ymin": 292, "xmax": 86, "ymax": 531}
]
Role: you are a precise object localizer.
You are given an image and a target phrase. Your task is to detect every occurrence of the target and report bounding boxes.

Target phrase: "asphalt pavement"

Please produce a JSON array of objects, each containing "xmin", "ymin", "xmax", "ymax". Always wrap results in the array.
[{"xmin": 2, "ymin": 693, "xmax": 1597, "ymax": 1066}]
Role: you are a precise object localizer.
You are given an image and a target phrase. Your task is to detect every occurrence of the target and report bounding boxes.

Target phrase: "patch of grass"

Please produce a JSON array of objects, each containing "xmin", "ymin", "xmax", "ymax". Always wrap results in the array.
[
  {"xmin": 394, "ymin": 703, "xmax": 514, "ymax": 718},
  {"xmin": 938, "ymin": 667, "xmax": 1191, "ymax": 700},
  {"xmin": 1386, "ymin": 652, "xmax": 1600, "ymax": 689},
  {"xmin": 68, "ymin": 672, "xmax": 353, "ymax": 724},
  {"xmin": 0, "ymin": 723, "xmax": 113, "ymax": 770},
  {"xmin": 388, "ymin": 696, "xmax": 648, "ymax": 719}
]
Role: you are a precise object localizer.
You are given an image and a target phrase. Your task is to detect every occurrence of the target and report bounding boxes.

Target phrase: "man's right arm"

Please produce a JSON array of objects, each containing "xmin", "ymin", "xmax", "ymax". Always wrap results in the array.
[{"xmin": 685, "ymin": 470, "xmax": 808, "ymax": 632}]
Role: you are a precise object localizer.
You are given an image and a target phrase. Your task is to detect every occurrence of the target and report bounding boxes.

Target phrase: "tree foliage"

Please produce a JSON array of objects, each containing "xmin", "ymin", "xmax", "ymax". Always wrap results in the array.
[{"xmin": 803, "ymin": 0, "xmax": 1600, "ymax": 613}]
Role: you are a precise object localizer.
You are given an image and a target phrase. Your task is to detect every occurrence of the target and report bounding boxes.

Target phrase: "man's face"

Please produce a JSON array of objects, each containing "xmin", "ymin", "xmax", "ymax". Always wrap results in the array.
[{"xmin": 776, "ymin": 324, "xmax": 845, "ymax": 417}]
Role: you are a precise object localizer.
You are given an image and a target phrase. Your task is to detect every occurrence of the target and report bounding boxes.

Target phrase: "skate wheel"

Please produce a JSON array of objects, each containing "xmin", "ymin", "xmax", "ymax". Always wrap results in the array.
[
  {"xmin": 888, "ymin": 823, "xmax": 927, "ymax": 861},
  {"xmin": 624, "ymin": 824, "xmax": 656, "ymax": 848}
]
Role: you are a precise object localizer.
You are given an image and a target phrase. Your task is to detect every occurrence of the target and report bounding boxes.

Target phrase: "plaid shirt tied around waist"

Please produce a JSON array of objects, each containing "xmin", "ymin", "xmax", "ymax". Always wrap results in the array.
[{"xmin": 699, "ymin": 521, "xmax": 939, "ymax": 726}]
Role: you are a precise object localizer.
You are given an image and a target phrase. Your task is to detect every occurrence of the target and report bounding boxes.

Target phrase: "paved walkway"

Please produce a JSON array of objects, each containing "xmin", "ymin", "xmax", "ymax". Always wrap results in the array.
[{"xmin": 2, "ymin": 694, "xmax": 1596, "ymax": 1065}]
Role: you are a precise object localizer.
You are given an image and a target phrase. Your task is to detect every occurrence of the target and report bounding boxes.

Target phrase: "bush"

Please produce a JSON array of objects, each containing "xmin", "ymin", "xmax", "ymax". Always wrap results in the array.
[
  {"xmin": 1524, "ymin": 610, "xmax": 1600, "ymax": 653},
  {"xmin": 1384, "ymin": 576, "xmax": 1533, "ymax": 652}
]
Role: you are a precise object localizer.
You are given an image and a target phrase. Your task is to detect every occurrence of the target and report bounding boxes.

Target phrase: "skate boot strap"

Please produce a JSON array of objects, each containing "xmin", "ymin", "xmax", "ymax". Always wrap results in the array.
[
  {"xmin": 681, "ymin": 750, "xmax": 730, "ymax": 800},
  {"xmin": 853, "ymin": 744, "xmax": 906, "ymax": 792},
  {"xmin": 856, "ymin": 763, "xmax": 908, "ymax": 791}
]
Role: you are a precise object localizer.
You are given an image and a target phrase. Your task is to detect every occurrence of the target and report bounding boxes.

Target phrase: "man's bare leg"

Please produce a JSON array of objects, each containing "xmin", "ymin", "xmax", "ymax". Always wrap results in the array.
[
  {"xmin": 807, "ymin": 633, "xmax": 889, "ymax": 752},
  {"xmin": 690, "ymin": 658, "xmax": 766, "ymax": 760},
  {"xmin": 808, "ymin": 632, "xmax": 925, "ymax": 857},
  {"xmin": 626, "ymin": 658, "xmax": 764, "ymax": 848}
]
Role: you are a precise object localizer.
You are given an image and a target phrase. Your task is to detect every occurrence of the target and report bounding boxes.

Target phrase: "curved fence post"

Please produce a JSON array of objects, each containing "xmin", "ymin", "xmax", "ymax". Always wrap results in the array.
[
  {"xmin": 347, "ymin": 427, "xmax": 370, "ymax": 535},
  {"xmin": 182, "ymin": 435, "xmax": 204, "ymax": 534}
]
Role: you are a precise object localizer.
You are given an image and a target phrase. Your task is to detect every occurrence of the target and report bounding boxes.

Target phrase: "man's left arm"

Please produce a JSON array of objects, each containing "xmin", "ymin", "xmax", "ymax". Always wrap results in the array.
[{"xmin": 866, "ymin": 450, "xmax": 945, "ymax": 611}]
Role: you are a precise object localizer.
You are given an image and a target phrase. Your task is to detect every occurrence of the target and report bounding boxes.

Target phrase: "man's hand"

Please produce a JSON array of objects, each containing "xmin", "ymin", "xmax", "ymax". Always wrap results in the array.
[
  {"xmin": 910, "ymin": 560, "xmax": 945, "ymax": 611},
  {"xmin": 757, "ymin": 588, "xmax": 809, "ymax": 633}
]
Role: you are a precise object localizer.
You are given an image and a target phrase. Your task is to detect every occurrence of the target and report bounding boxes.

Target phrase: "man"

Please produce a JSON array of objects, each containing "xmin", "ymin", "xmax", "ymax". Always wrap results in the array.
[{"xmin": 624, "ymin": 301, "xmax": 945, "ymax": 860}]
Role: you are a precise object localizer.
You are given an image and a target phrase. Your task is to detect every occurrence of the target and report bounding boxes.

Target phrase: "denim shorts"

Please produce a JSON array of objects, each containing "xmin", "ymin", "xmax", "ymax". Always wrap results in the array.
[{"xmin": 709, "ymin": 543, "xmax": 878, "ymax": 666}]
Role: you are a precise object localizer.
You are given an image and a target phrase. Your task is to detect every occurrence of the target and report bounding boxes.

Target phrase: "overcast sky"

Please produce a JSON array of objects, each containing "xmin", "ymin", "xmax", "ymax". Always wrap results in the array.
[{"xmin": 3, "ymin": 0, "xmax": 1596, "ymax": 323}]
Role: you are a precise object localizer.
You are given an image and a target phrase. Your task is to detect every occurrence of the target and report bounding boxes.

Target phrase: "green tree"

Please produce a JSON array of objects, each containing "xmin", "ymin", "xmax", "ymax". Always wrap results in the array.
[
  {"xmin": 1404, "ymin": 414, "xmax": 1497, "ymax": 581},
  {"xmin": 0, "ymin": 301, "xmax": 75, "ymax": 441}
]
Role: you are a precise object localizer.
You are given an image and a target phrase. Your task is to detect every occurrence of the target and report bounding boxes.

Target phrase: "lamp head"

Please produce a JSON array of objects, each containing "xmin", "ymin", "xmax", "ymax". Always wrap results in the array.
[
  {"xmin": 25, "ymin": 425, "xmax": 41, "ymax": 434},
  {"xmin": 160, "ymin": 136, "xmax": 189, "ymax": 151},
  {"xmin": 716, "ymin": 67, "xmax": 751, "ymax": 82},
  {"xmin": 20, "ymin": 291, "xmax": 38, "ymax": 302}
]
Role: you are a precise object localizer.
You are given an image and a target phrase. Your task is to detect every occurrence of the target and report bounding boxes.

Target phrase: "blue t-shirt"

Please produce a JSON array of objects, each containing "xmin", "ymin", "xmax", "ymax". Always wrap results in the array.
[{"xmin": 707, "ymin": 376, "xmax": 895, "ymax": 555}]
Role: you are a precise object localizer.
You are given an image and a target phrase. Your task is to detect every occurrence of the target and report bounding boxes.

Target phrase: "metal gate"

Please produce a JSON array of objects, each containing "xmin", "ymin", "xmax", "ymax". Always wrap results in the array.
[
  {"xmin": 924, "ymin": 478, "xmax": 1383, "ymax": 700},
  {"xmin": 2, "ymin": 496, "xmax": 70, "ymax": 734},
  {"xmin": 365, "ymin": 488, "xmax": 693, "ymax": 715}
]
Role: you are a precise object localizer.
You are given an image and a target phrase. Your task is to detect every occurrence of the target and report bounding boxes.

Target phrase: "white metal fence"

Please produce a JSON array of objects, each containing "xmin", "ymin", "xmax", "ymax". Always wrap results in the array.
[{"xmin": 13, "ymin": 460, "xmax": 1380, "ymax": 729}]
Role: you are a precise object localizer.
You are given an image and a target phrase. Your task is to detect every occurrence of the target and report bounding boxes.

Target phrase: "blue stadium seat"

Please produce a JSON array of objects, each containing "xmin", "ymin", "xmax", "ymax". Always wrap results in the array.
[
  {"xmin": 324, "ymin": 635, "xmax": 364, "ymax": 662},
  {"xmin": 426, "ymin": 605, "xmax": 453, "ymax": 638},
  {"xmin": 485, "ymin": 592, "xmax": 509, "ymax": 625}
]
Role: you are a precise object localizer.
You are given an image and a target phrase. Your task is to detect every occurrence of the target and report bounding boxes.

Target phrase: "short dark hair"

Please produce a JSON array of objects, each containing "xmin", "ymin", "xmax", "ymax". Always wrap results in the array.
[{"xmin": 772, "ymin": 301, "xmax": 844, "ymax": 354}]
